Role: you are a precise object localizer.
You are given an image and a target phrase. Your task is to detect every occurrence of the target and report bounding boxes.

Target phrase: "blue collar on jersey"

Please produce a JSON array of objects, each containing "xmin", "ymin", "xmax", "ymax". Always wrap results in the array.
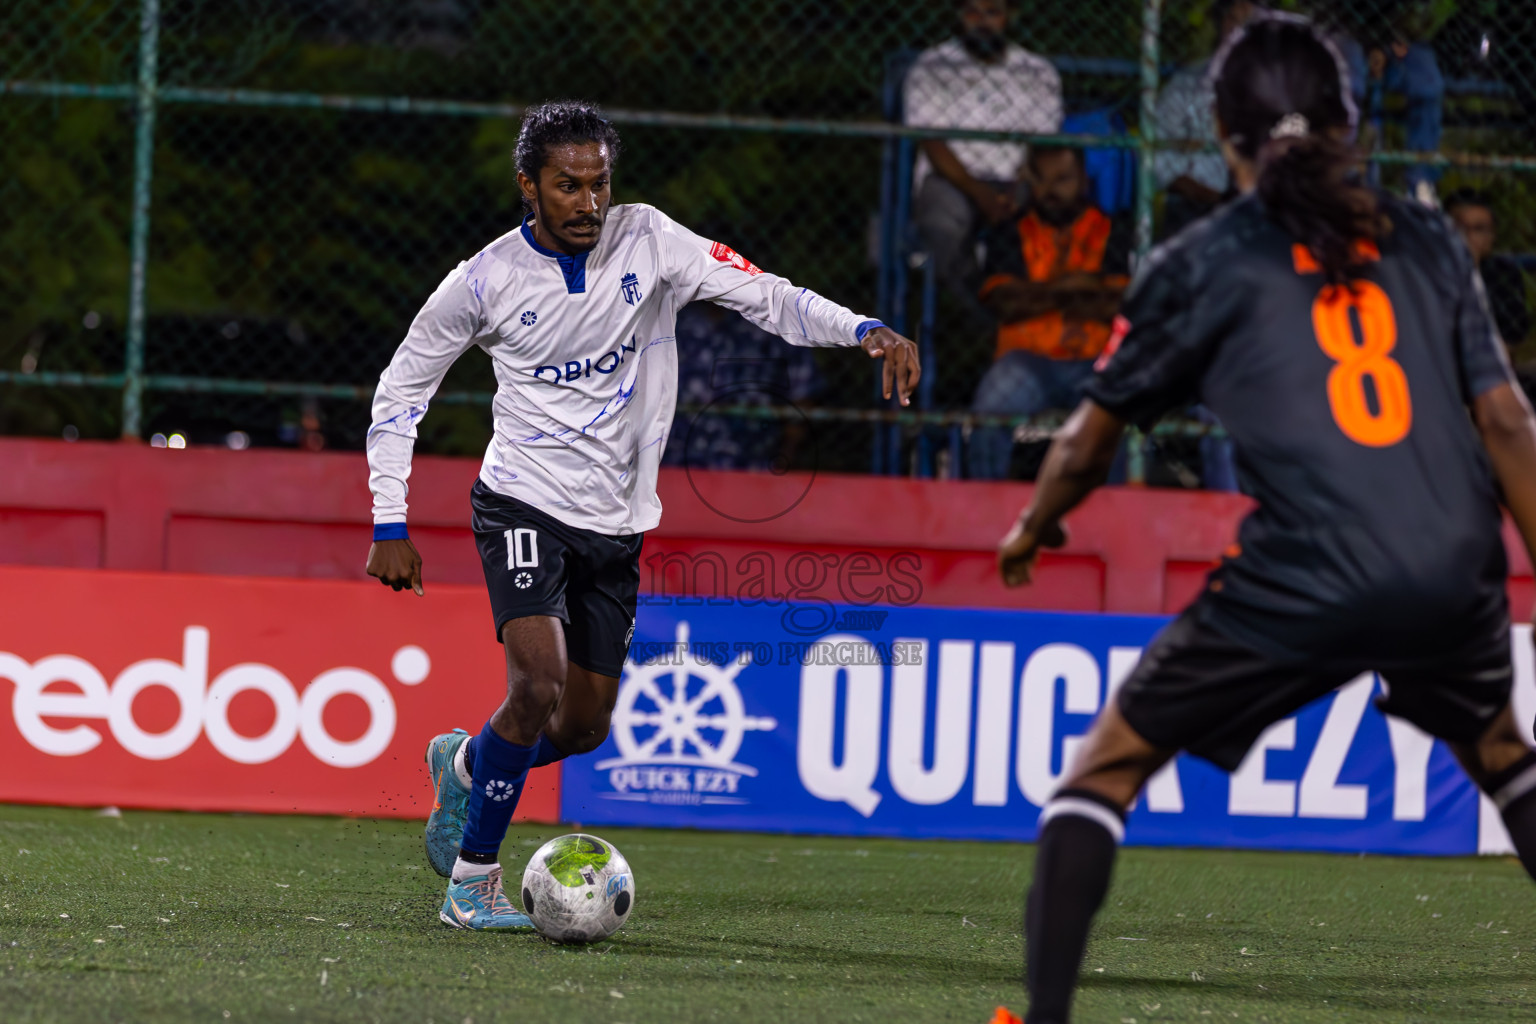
[{"xmin": 521, "ymin": 216, "xmax": 590, "ymax": 294}]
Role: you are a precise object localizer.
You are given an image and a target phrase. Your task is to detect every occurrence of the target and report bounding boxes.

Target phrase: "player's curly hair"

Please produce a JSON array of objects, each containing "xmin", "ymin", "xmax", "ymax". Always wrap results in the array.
[
  {"xmin": 514, "ymin": 100, "xmax": 622, "ymax": 189},
  {"xmin": 1213, "ymin": 14, "xmax": 1380, "ymax": 284}
]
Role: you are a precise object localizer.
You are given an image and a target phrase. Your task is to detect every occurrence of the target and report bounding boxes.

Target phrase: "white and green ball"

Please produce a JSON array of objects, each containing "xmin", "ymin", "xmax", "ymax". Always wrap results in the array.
[{"xmin": 520, "ymin": 833, "xmax": 635, "ymax": 943}]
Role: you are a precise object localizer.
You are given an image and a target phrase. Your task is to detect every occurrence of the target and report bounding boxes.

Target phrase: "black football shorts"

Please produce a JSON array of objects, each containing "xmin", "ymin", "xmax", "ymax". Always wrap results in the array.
[
  {"xmin": 470, "ymin": 480, "xmax": 642, "ymax": 678},
  {"xmin": 1118, "ymin": 604, "xmax": 1514, "ymax": 772}
]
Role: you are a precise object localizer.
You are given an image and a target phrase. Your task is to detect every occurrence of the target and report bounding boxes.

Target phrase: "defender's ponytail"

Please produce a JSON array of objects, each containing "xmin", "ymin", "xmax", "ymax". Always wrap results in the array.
[{"xmin": 1214, "ymin": 15, "xmax": 1379, "ymax": 283}]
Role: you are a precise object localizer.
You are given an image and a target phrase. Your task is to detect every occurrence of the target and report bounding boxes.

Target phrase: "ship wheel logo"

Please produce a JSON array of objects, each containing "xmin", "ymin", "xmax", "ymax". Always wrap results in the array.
[{"xmin": 594, "ymin": 621, "xmax": 777, "ymax": 775}]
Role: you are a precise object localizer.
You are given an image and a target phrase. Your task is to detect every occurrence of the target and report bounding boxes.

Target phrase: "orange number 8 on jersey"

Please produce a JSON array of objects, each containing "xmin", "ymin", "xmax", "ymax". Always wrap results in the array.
[{"xmin": 1312, "ymin": 280, "xmax": 1413, "ymax": 447}]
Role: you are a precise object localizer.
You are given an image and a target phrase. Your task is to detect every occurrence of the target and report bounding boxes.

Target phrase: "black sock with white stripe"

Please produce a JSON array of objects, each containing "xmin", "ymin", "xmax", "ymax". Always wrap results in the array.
[
  {"xmin": 1484, "ymin": 751, "xmax": 1536, "ymax": 880},
  {"xmin": 1024, "ymin": 788, "xmax": 1126, "ymax": 1024}
]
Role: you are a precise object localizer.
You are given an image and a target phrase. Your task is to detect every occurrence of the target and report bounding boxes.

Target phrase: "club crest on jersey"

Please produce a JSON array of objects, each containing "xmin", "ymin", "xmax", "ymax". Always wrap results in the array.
[
  {"xmin": 709, "ymin": 241, "xmax": 764, "ymax": 276},
  {"xmin": 521, "ymin": 310, "xmax": 538, "ymax": 327},
  {"xmin": 620, "ymin": 272, "xmax": 642, "ymax": 305}
]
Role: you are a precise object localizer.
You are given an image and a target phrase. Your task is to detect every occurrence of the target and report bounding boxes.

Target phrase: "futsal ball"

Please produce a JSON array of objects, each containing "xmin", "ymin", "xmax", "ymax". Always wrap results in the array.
[{"xmin": 520, "ymin": 833, "xmax": 635, "ymax": 943}]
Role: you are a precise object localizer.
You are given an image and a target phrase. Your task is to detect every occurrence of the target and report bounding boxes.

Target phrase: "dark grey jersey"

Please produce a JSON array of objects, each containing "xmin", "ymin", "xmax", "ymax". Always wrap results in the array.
[{"xmin": 1087, "ymin": 193, "xmax": 1516, "ymax": 662}]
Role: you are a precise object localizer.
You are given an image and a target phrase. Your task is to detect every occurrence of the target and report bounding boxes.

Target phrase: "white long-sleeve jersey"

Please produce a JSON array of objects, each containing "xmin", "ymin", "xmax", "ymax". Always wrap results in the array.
[{"xmin": 367, "ymin": 203, "xmax": 881, "ymax": 536}]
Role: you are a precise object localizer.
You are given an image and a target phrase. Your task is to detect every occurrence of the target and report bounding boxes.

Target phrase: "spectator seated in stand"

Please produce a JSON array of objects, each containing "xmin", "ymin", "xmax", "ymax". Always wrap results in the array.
[
  {"xmin": 1446, "ymin": 188, "xmax": 1535, "ymax": 403},
  {"xmin": 1152, "ymin": 0, "xmax": 1262, "ymax": 238},
  {"xmin": 1447, "ymin": 189, "xmax": 1531, "ymax": 349},
  {"xmin": 967, "ymin": 145, "xmax": 1130, "ymax": 480},
  {"xmin": 904, "ymin": 0, "xmax": 1062, "ymax": 315},
  {"xmin": 662, "ymin": 303, "xmax": 822, "ymax": 473},
  {"xmin": 1340, "ymin": 10, "xmax": 1446, "ymax": 205}
]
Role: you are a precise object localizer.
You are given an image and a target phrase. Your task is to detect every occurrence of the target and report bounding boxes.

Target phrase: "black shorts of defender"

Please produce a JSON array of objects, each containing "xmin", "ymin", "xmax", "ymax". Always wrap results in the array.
[
  {"xmin": 1118, "ymin": 607, "xmax": 1514, "ymax": 772},
  {"xmin": 470, "ymin": 480, "xmax": 642, "ymax": 679}
]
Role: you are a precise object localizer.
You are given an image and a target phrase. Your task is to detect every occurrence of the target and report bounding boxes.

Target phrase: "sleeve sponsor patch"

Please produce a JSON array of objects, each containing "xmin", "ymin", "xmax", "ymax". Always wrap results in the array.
[
  {"xmin": 1095, "ymin": 315, "xmax": 1131, "ymax": 371},
  {"xmin": 709, "ymin": 241, "xmax": 764, "ymax": 276}
]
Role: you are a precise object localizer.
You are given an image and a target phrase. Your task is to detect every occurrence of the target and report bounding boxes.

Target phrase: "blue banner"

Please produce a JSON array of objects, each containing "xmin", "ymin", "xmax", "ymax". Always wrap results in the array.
[{"xmin": 559, "ymin": 602, "xmax": 1506, "ymax": 855}]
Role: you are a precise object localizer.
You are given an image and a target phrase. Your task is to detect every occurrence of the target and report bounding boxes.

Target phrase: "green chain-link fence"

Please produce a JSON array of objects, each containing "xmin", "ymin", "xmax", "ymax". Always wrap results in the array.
[{"xmin": 4, "ymin": 0, "xmax": 1535, "ymax": 482}]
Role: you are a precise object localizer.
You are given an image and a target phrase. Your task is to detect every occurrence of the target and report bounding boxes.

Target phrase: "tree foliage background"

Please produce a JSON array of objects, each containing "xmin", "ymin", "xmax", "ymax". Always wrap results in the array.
[{"xmin": 2, "ymin": 0, "xmax": 1532, "ymax": 453}]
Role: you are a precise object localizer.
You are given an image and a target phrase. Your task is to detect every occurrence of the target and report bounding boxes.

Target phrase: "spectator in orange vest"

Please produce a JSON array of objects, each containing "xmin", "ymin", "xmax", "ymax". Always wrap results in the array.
[{"xmin": 968, "ymin": 146, "xmax": 1131, "ymax": 479}]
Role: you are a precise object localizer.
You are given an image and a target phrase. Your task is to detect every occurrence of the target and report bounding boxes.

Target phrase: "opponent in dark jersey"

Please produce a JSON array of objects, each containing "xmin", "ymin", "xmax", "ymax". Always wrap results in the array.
[
  {"xmin": 1097, "ymin": 191, "xmax": 1510, "ymax": 667},
  {"xmin": 993, "ymin": 16, "xmax": 1536, "ymax": 1024}
]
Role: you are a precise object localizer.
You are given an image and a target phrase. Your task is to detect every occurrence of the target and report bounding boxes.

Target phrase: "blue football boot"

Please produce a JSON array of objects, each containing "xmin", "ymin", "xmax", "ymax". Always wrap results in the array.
[
  {"xmin": 424, "ymin": 729, "xmax": 471, "ymax": 878},
  {"xmin": 439, "ymin": 865, "xmax": 534, "ymax": 930}
]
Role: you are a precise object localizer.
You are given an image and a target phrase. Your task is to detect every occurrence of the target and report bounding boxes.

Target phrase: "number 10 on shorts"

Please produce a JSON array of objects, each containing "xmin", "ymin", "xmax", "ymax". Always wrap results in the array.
[{"xmin": 505, "ymin": 528, "xmax": 539, "ymax": 570}]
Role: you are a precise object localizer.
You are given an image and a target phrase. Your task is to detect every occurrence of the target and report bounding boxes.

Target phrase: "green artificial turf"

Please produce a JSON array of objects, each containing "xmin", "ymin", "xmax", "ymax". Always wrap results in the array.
[{"xmin": 1, "ymin": 805, "xmax": 1534, "ymax": 1023}]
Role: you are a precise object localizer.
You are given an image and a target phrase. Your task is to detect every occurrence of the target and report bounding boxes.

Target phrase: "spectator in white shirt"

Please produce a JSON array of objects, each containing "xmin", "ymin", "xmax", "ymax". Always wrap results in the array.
[
  {"xmin": 904, "ymin": 0, "xmax": 1063, "ymax": 306},
  {"xmin": 1151, "ymin": 0, "xmax": 1261, "ymax": 237}
]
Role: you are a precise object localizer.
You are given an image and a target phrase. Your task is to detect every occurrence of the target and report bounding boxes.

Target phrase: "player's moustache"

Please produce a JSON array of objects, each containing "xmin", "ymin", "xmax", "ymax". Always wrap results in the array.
[{"xmin": 565, "ymin": 216, "xmax": 602, "ymax": 229}]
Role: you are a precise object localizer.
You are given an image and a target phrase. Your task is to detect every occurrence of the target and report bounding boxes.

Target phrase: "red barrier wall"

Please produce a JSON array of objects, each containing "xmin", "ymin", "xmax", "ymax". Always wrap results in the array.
[
  {"xmin": 2, "ymin": 438, "xmax": 1531, "ymax": 822},
  {"xmin": 2, "ymin": 437, "xmax": 1530, "ymax": 614},
  {"xmin": 0, "ymin": 565, "xmax": 558, "ymax": 821}
]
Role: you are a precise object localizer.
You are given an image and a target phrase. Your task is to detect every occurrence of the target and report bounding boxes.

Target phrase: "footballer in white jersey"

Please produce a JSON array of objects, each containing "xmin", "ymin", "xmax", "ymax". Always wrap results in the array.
[{"xmin": 362, "ymin": 100, "xmax": 919, "ymax": 930}]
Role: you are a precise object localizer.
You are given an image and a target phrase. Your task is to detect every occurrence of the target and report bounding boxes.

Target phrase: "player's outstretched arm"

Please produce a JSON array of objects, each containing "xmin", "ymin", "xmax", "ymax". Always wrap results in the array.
[
  {"xmin": 655, "ymin": 210, "xmax": 918, "ymax": 400},
  {"xmin": 998, "ymin": 400, "xmax": 1125, "ymax": 587},
  {"xmin": 1475, "ymin": 382, "xmax": 1536, "ymax": 612}
]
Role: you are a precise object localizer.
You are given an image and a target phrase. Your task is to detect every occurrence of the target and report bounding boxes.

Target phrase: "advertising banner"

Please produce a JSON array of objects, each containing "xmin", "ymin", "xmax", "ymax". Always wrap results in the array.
[
  {"xmin": 0, "ymin": 567, "xmax": 559, "ymax": 821},
  {"xmin": 562, "ymin": 601, "xmax": 1536, "ymax": 856},
  {"xmin": 5, "ymin": 564, "xmax": 1532, "ymax": 858}
]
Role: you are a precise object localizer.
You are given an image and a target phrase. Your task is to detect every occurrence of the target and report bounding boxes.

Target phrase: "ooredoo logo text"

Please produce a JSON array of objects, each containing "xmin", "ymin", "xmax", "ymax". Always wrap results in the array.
[{"xmin": 2, "ymin": 627, "xmax": 430, "ymax": 767}]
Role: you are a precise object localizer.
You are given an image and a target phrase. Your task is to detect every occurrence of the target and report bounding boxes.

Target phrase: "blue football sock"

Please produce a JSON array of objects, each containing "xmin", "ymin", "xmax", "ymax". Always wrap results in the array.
[
  {"xmin": 532, "ymin": 734, "xmax": 568, "ymax": 768},
  {"xmin": 459, "ymin": 723, "xmax": 538, "ymax": 859}
]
